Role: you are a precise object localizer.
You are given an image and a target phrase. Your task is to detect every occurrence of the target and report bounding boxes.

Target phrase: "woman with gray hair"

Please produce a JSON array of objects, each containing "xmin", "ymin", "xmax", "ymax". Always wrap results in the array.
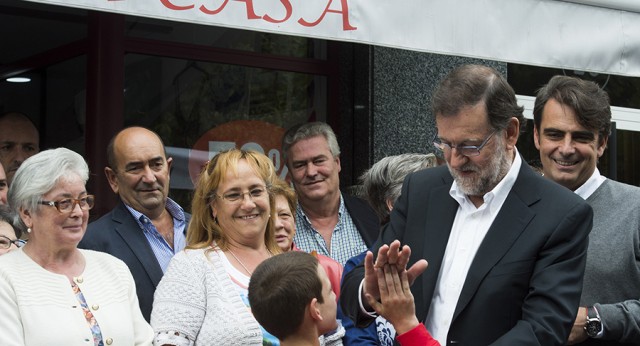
[
  {"xmin": 0, "ymin": 148, "xmax": 153, "ymax": 346},
  {"xmin": 359, "ymin": 153, "xmax": 438, "ymax": 224}
]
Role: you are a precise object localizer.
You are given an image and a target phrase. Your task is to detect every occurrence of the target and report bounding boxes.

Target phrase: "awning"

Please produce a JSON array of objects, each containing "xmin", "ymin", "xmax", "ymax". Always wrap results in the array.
[{"xmin": 22, "ymin": 0, "xmax": 640, "ymax": 77}]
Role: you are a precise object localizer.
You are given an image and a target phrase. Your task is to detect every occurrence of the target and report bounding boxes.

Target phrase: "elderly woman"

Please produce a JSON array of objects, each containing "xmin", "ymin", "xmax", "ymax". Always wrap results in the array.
[
  {"xmin": 0, "ymin": 148, "xmax": 153, "ymax": 346},
  {"xmin": 0, "ymin": 205, "xmax": 25, "ymax": 255},
  {"xmin": 151, "ymin": 149, "xmax": 282, "ymax": 345}
]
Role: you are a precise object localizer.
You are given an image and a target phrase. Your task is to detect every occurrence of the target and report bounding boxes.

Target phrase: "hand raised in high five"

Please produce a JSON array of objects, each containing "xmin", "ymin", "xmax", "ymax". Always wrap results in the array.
[{"xmin": 362, "ymin": 240, "xmax": 428, "ymax": 303}]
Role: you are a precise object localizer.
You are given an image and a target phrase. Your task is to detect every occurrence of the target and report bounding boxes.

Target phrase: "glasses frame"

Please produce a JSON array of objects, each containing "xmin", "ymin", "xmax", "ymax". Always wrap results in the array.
[
  {"xmin": 0, "ymin": 235, "xmax": 26, "ymax": 249},
  {"xmin": 433, "ymin": 130, "xmax": 498, "ymax": 157},
  {"xmin": 214, "ymin": 186, "xmax": 268, "ymax": 204},
  {"xmin": 39, "ymin": 195, "xmax": 95, "ymax": 213}
]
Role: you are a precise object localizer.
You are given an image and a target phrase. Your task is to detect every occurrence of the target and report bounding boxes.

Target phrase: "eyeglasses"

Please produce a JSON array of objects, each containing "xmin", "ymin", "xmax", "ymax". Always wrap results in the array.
[
  {"xmin": 433, "ymin": 130, "xmax": 498, "ymax": 157},
  {"xmin": 0, "ymin": 235, "xmax": 26, "ymax": 249},
  {"xmin": 39, "ymin": 195, "xmax": 95, "ymax": 213},
  {"xmin": 215, "ymin": 187, "xmax": 267, "ymax": 204}
]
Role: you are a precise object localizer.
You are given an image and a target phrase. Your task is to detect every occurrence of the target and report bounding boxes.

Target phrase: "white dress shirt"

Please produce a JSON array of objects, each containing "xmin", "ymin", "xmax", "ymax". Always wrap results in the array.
[
  {"xmin": 425, "ymin": 152, "xmax": 522, "ymax": 345},
  {"xmin": 573, "ymin": 167, "xmax": 606, "ymax": 200}
]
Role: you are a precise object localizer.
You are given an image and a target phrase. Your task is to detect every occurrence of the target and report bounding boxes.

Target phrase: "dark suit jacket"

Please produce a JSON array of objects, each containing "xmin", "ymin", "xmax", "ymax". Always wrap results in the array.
[
  {"xmin": 343, "ymin": 193, "xmax": 380, "ymax": 248},
  {"xmin": 341, "ymin": 162, "xmax": 593, "ymax": 345},
  {"xmin": 79, "ymin": 200, "xmax": 191, "ymax": 322}
]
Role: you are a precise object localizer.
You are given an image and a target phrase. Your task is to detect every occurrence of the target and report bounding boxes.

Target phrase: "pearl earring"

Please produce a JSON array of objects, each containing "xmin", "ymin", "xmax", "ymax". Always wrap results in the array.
[{"xmin": 27, "ymin": 228, "xmax": 32, "ymax": 233}]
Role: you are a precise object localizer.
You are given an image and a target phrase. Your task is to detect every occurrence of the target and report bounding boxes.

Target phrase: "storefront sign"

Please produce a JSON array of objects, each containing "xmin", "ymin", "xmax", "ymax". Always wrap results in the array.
[
  {"xmin": 23, "ymin": 0, "xmax": 640, "ymax": 77},
  {"xmin": 189, "ymin": 120, "xmax": 288, "ymax": 186}
]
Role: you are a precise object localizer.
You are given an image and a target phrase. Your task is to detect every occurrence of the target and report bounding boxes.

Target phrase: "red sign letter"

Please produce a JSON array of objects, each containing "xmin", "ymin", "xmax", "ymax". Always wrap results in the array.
[
  {"xmin": 298, "ymin": 0, "xmax": 356, "ymax": 31},
  {"xmin": 234, "ymin": 0, "xmax": 262, "ymax": 20},
  {"xmin": 263, "ymin": 0, "xmax": 293, "ymax": 23},
  {"xmin": 200, "ymin": 0, "xmax": 230, "ymax": 14},
  {"xmin": 161, "ymin": 0, "xmax": 195, "ymax": 10}
]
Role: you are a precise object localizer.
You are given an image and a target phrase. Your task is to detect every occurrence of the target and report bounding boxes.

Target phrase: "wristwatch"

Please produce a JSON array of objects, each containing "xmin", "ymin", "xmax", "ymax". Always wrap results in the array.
[{"xmin": 584, "ymin": 306, "xmax": 602, "ymax": 338}]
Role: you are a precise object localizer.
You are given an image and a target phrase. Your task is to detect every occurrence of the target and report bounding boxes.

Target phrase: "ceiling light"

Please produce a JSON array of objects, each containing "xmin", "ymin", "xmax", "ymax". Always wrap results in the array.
[{"xmin": 6, "ymin": 77, "xmax": 31, "ymax": 83}]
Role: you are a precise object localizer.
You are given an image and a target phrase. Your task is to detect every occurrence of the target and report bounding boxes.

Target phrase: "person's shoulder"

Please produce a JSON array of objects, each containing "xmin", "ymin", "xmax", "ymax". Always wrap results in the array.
[{"xmin": 604, "ymin": 179, "xmax": 640, "ymax": 195}]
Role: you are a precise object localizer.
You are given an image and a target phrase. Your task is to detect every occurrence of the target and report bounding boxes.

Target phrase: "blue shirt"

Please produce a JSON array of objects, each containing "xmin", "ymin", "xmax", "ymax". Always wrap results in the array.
[{"xmin": 126, "ymin": 198, "xmax": 187, "ymax": 273}]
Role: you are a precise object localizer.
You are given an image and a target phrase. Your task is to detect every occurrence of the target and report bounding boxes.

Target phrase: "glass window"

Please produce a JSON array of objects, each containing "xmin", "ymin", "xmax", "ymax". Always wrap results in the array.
[{"xmin": 124, "ymin": 54, "xmax": 328, "ymax": 209}]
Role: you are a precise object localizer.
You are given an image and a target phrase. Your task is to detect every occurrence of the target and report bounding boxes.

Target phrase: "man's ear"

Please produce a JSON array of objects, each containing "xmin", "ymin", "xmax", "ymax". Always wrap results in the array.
[
  {"xmin": 309, "ymin": 298, "xmax": 323, "ymax": 322},
  {"xmin": 533, "ymin": 126, "xmax": 541, "ymax": 150},
  {"xmin": 166, "ymin": 157, "xmax": 173, "ymax": 170},
  {"xmin": 596, "ymin": 135, "xmax": 608, "ymax": 158},
  {"xmin": 104, "ymin": 167, "xmax": 119, "ymax": 194},
  {"xmin": 505, "ymin": 117, "xmax": 520, "ymax": 149}
]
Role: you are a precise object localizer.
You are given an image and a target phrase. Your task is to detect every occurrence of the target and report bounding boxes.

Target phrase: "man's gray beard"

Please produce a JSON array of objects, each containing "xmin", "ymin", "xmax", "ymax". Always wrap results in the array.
[{"xmin": 448, "ymin": 145, "xmax": 512, "ymax": 197}]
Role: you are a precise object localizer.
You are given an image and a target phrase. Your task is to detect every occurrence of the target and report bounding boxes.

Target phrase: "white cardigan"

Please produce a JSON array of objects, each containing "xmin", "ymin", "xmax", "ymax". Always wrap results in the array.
[
  {"xmin": 151, "ymin": 247, "xmax": 264, "ymax": 345},
  {"xmin": 0, "ymin": 249, "xmax": 153, "ymax": 346}
]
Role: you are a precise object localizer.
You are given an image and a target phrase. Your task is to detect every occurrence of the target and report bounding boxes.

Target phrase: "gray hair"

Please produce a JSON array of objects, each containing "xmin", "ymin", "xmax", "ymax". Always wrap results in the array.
[
  {"xmin": 360, "ymin": 153, "xmax": 438, "ymax": 223},
  {"xmin": 0, "ymin": 205, "xmax": 26, "ymax": 239},
  {"xmin": 282, "ymin": 122, "xmax": 341, "ymax": 163},
  {"xmin": 8, "ymin": 148, "xmax": 89, "ymax": 213}
]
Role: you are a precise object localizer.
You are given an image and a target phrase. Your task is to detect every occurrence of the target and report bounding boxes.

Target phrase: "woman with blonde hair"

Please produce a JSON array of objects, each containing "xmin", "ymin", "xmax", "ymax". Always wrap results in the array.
[{"xmin": 152, "ymin": 149, "xmax": 281, "ymax": 345}]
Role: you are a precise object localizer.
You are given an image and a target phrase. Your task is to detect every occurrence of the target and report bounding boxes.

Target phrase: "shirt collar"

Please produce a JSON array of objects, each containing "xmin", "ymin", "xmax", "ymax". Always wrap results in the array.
[
  {"xmin": 450, "ymin": 149, "xmax": 522, "ymax": 212},
  {"xmin": 125, "ymin": 197, "xmax": 185, "ymax": 224},
  {"xmin": 573, "ymin": 167, "xmax": 607, "ymax": 200},
  {"xmin": 297, "ymin": 193, "xmax": 345, "ymax": 227}
]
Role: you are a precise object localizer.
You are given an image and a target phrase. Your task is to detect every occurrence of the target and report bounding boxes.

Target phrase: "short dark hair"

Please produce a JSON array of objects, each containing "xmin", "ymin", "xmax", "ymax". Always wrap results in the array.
[
  {"xmin": 249, "ymin": 251, "xmax": 322, "ymax": 340},
  {"xmin": 0, "ymin": 205, "xmax": 26, "ymax": 239},
  {"xmin": 432, "ymin": 64, "xmax": 525, "ymax": 132},
  {"xmin": 533, "ymin": 75, "xmax": 611, "ymax": 140}
]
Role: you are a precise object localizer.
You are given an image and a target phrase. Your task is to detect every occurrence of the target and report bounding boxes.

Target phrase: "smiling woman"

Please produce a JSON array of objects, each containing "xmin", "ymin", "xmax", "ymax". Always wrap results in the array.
[
  {"xmin": 0, "ymin": 148, "xmax": 153, "ymax": 346},
  {"xmin": 151, "ymin": 148, "xmax": 284, "ymax": 345}
]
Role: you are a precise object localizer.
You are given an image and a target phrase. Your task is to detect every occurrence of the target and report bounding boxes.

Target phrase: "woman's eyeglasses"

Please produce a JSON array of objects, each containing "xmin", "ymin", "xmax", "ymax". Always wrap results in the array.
[
  {"xmin": 0, "ymin": 235, "xmax": 26, "ymax": 249},
  {"xmin": 39, "ymin": 195, "xmax": 95, "ymax": 213},
  {"xmin": 215, "ymin": 187, "xmax": 267, "ymax": 204}
]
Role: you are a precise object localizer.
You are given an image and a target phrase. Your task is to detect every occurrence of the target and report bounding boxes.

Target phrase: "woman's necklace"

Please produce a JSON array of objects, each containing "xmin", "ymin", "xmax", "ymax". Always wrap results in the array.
[{"xmin": 227, "ymin": 249, "xmax": 254, "ymax": 276}]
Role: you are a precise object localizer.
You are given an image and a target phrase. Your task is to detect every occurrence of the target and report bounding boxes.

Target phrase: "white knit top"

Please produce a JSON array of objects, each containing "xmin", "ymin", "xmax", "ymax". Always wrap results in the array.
[{"xmin": 0, "ymin": 249, "xmax": 153, "ymax": 346}]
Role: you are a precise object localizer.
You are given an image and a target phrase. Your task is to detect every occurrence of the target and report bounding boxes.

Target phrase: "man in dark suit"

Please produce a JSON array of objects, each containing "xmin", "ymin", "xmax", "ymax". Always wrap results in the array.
[
  {"xmin": 80, "ymin": 126, "xmax": 190, "ymax": 322},
  {"xmin": 341, "ymin": 65, "xmax": 593, "ymax": 345},
  {"xmin": 282, "ymin": 122, "xmax": 378, "ymax": 266}
]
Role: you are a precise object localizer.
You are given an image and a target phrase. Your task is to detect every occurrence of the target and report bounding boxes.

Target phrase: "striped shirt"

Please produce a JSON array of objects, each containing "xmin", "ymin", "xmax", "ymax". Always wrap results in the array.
[
  {"xmin": 126, "ymin": 198, "xmax": 187, "ymax": 273},
  {"xmin": 294, "ymin": 194, "xmax": 368, "ymax": 265}
]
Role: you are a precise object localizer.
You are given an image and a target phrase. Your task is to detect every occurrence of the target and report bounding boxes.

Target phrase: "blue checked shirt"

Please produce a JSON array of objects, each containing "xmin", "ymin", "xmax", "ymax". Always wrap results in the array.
[
  {"xmin": 294, "ymin": 194, "xmax": 368, "ymax": 265},
  {"xmin": 126, "ymin": 198, "xmax": 187, "ymax": 273}
]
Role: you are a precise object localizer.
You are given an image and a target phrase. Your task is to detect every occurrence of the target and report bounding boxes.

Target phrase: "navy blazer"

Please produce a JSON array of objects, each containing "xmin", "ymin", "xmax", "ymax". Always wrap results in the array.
[
  {"xmin": 341, "ymin": 162, "xmax": 593, "ymax": 345},
  {"xmin": 79, "ymin": 201, "xmax": 191, "ymax": 322}
]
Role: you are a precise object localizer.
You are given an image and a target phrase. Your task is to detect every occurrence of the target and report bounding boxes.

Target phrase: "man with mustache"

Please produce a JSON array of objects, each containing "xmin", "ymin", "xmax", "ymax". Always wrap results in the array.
[
  {"xmin": 341, "ymin": 64, "xmax": 593, "ymax": 345},
  {"xmin": 0, "ymin": 112, "xmax": 40, "ymax": 185},
  {"xmin": 282, "ymin": 122, "xmax": 379, "ymax": 266},
  {"xmin": 533, "ymin": 75, "xmax": 640, "ymax": 345},
  {"xmin": 80, "ymin": 126, "xmax": 190, "ymax": 322}
]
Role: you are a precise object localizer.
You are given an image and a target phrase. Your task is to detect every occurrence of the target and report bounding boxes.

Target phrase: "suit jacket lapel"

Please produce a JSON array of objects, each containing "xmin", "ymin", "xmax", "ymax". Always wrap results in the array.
[
  {"xmin": 112, "ymin": 202, "xmax": 165, "ymax": 287},
  {"xmin": 452, "ymin": 164, "xmax": 540, "ymax": 321},
  {"xmin": 417, "ymin": 175, "xmax": 458, "ymax": 322}
]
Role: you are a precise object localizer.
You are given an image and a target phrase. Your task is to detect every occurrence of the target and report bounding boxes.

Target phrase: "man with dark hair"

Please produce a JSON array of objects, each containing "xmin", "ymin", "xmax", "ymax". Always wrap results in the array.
[
  {"xmin": 282, "ymin": 122, "xmax": 378, "ymax": 266},
  {"xmin": 79, "ymin": 126, "xmax": 190, "ymax": 321},
  {"xmin": 341, "ymin": 64, "xmax": 593, "ymax": 345},
  {"xmin": 533, "ymin": 75, "xmax": 640, "ymax": 345},
  {"xmin": 0, "ymin": 112, "xmax": 40, "ymax": 185},
  {"xmin": 249, "ymin": 251, "xmax": 338, "ymax": 345}
]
